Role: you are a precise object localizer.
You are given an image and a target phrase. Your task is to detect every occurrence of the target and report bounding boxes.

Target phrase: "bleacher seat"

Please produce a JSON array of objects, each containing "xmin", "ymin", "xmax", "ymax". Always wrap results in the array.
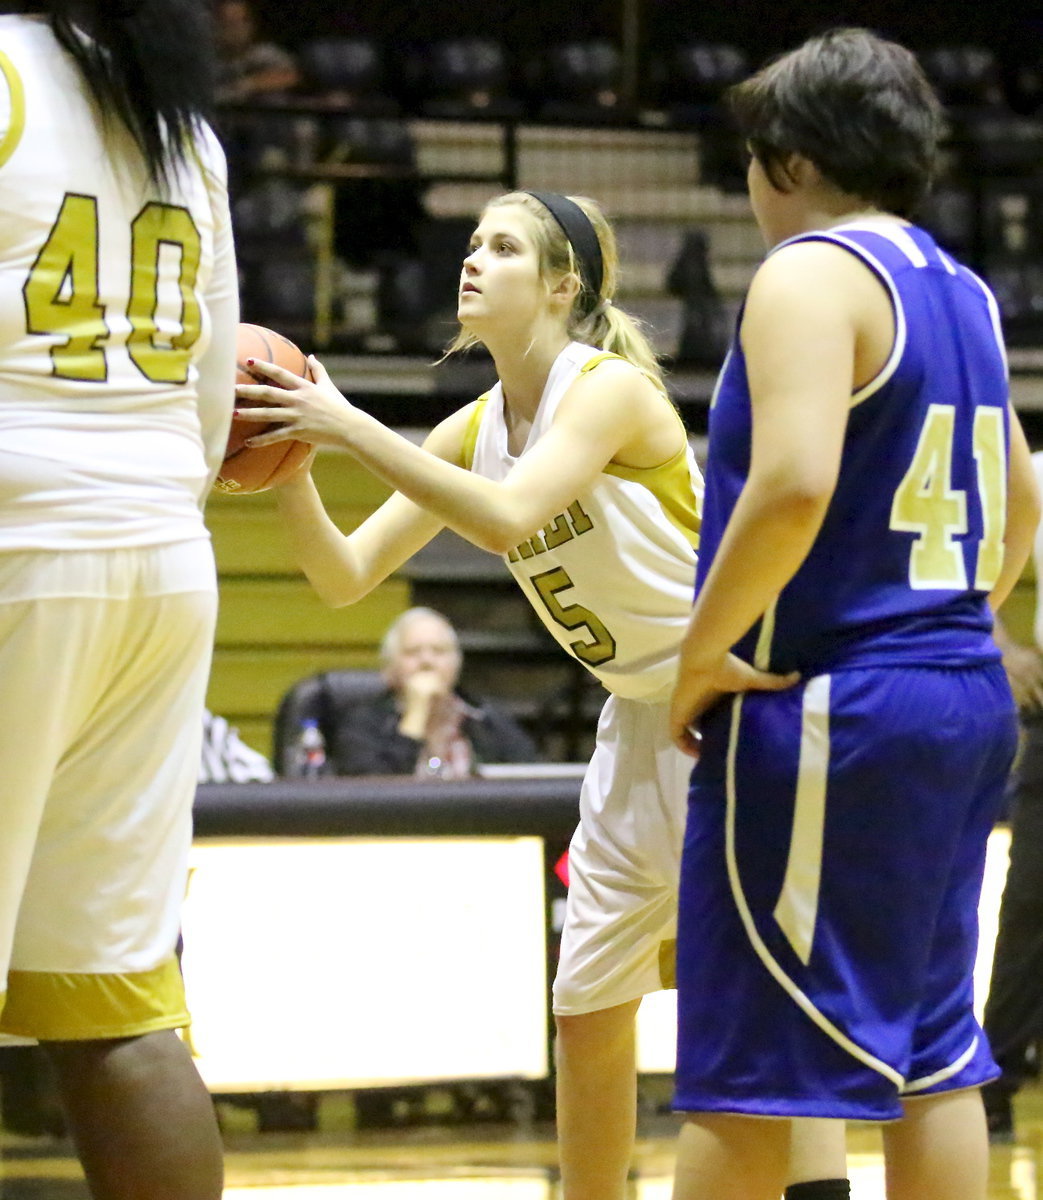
[
  {"xmin": 298, "ymin": 37, "xmax": 398, "ymax": 114},
  {"xmin": 232, "ymin": 179, "xmax": 313, "ymax": 332},
  {"xmin": 661, "ymin": 42, "xmax": 749, "ymax": 110},
  {"xmin": 321, "ymin": 115, "xmax": 417, "ymax": 167},
  {"xmin": 985, "ymin": 260, "xmax": 1043, "ymax": 346},
  {"xmin": 416, "ymin": 38, "xmax": 523, "ymax": 120},
  {"xmin": 920, "ymin": 45, "xmax": 1003, "ymax": 108},
  {"xmin": 917, "ymin": 185, "xmax": 976, "ymax": 256},
  {"xmin": 530, "ymin": 39, "xmax": 625, "ymax": 124},
  {"xmin": 657, "ymin": 42, "xmax": 749, "ymax": 189}
]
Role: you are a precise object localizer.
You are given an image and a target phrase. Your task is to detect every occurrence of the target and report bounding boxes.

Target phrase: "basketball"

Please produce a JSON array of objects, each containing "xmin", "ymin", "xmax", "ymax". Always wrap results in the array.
[{"xmin": 213, "ymin": 324, "xmax": 315, "ymax": 495}]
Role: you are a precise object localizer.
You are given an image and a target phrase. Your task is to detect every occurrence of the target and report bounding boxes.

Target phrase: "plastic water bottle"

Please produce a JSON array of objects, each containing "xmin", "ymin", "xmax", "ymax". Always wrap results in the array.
[{"xmin": 295, "ymin": 718, "xmax": 327, "ymax": 779}]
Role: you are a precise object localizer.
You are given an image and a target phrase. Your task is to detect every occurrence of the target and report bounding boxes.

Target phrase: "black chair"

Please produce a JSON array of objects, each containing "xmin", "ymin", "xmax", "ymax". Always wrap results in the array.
[
  {"xmin": 415, "ymin": 38, "xmax": 523, "ymax": 119},
  {"xmin": 297, "ymin": 37, "xmax": 399, "ymax": 114},
  {"xmin": 985, "ymin": 260, "xmax": 1043, "ymax": 347},
  {"xmin": 916, "ymin": 185, "xmax": 976, "ymax": 256},
  {"xmin": 958, "ymin": 112, "xmax": 1043, "ymax": 177},
  {"xmin": 920, "ymin": 44, "xmax": 1008, "ymax": 179},
  {"xmin": 232, "ymin": 178, "xmax": 309, "ymax": 244},
  {"xmin": 660, "ymin": 41, "xmax": 748, "ymax": 111},
  {"xmin": 316, "ymin": 116, "xmax": 427, "ymax": 350},
  {"xmin": 321, "ymin": 115, "xmax": 417, "ymax": 168},
  {"xmin": 920, "ymin": 45, "xmax": 1003, "ymax": 109},
  {"xmin": 218, "ymin": 108, "xmax": 315, "ymax": 188},
  {"xmin": 531, "ymin": 39, "xmax": 625, "ymax": 124},
  {"xmin": 660, "ymin": 42, "xmax": 749, "ymax": 190},
  {"xmin": 273, "ymin": 670, "xmax": 386, "ymax": 777}
]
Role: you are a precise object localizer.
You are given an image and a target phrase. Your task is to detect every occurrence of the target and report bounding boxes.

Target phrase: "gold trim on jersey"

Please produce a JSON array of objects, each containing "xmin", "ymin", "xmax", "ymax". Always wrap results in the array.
[
  {"xmin": 582, "ymin": 352, "xmax": 701, "ymax": 548},
  {"xmin": 0, "ymin": 49, "xmax": 26, "ymax": 170},
  {"xmin": 461, "ymin": 396, "xmax": 488, "ymax": 470},
  {"xmin": 467, "ymin": 351, "xmax": 701, "ymax": 553},
  {"xmin": 1, "ymin": 957, "xmax": 189, "ymax": 1040},
  {"xmin": 579, "ymin": 350, "xmax": 623, "ymax": 375},
  {"xmin": 579, "ymin": 349, "xmax": 670, "ymax": 398},
  {"xmin": 604, "ymin": 443, "xmax": 702, "ymax": 550}
]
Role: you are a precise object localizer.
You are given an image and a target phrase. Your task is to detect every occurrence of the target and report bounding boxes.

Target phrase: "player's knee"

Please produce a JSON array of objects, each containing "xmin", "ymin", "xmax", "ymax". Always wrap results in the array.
[{"xmin": 555, "ymin": 1002, "xmax": 640, "ymax": 1056}]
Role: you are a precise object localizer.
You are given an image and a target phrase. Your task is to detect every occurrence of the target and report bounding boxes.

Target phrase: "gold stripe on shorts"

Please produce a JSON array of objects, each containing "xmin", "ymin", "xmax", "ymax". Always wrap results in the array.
[
  {"xmin": 658, "ymin": 937, "xmax": 677, "ymax": 990},
  {"xmin": 2, "ymin": 956, "xmax": 189, "ymax": 1040}
]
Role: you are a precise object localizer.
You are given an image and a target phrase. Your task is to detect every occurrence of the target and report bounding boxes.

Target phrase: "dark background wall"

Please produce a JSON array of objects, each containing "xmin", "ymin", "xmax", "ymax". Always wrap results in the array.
[{"xmin": 250, "ymin": 0, "xmax": 1043, "ymax": 67}]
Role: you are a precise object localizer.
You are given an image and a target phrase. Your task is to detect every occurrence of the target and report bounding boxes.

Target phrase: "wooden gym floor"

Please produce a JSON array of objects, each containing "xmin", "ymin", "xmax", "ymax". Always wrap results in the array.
[{"xmin": 2, "ymin": 1080, "xmax": 1043, "ymax": 1198}]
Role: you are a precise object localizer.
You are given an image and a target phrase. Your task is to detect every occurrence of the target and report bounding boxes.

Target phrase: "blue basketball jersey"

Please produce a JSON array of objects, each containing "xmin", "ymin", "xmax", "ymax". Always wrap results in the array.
[{"xmin": 700, "ymin": 221, "xmax": 1010, "ymax": 674}]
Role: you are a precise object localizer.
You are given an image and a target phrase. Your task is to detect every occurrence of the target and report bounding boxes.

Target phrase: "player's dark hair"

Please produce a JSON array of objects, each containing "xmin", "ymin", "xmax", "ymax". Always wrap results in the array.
[
  {"xmin": 727, "ymin": 28, "xmax": 942, "ymax": 217},
  {"xmin": 3, "ymin": 0, "xmax": 216, "ymax": 186}
]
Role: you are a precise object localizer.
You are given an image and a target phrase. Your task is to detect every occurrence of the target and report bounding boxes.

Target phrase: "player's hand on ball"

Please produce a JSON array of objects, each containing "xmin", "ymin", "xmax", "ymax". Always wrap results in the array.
[
  {"xmin": 235, "ymin": 355, "xmax": 358, "ymax": 448},
  {"xmin": 669, "ymin": 651, "xmax": 800, "ymax": 757}
]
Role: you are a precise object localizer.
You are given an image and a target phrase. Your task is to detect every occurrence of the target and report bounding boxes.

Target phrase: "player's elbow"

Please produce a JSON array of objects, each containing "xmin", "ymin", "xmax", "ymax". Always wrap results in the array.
[
  {"xmin": 477, "ymin": 519, "xmax": 541, "ymax": 556},
  {"xmin": 461, "ymin": 510, "xmax": 533, "ymax": 556},
  {"xmin": 755, "ymin": 464, "xmax": 836, "ymax": 526},
  {"xmin": 478, "ymin": 529, "xmax": 522, "ymax": 556},
  {"xmin": 309, "ymin": 576, "xmax": 370, "ymax": 609}
]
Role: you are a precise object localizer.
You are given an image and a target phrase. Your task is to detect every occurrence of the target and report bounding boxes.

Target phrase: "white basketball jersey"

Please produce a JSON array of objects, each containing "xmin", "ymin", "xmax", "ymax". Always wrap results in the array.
[
  {"xmin": 469, "ymin": 342, "xmax": 702, "ymax": 701},
  {"xmin": 0, "ymin": 15, "xmax": 238, "ymax": 552}
]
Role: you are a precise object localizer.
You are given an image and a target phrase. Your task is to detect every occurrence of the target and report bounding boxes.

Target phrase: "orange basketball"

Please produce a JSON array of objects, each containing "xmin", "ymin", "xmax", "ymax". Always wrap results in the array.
[{"xmin": 213, "ymin": 323, "xmax": 315, "ymax": 495}]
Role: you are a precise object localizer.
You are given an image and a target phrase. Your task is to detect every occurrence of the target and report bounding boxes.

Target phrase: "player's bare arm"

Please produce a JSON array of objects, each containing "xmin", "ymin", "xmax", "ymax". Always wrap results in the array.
[
  {"xmin": 271, "ymin": 407, "xmax": 474, "ymax": 607},
  {"xmin": 990, "ymin": 403, "xmax": 1041, "ymax": 611},
  {"xmin": 238, "ymin": 356, "xmax": 668, "ymax": 554},
  {"xmin": 669, "ymin": 242, "xmax": 883, "ymax": 750}
]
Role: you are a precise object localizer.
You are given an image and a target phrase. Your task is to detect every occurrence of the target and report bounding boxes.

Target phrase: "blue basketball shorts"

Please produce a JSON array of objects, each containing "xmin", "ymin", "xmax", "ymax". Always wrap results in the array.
[{"xmin": 674, "ymin": 662, "xmax": 1018, "ymax": 1121}]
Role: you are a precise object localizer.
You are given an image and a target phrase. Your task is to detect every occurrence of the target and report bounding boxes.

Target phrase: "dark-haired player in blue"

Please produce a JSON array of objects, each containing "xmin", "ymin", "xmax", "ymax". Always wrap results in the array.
[{"xmin": 667, "ymin": 27, "xmax": 1041, "ymax": 1200}]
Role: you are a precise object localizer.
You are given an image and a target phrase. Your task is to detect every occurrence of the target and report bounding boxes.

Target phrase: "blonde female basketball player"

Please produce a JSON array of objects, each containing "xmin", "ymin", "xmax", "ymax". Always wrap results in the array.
[{"xmin": 236, "ymin": 190, "xmax": 841, "ymax": 1199}]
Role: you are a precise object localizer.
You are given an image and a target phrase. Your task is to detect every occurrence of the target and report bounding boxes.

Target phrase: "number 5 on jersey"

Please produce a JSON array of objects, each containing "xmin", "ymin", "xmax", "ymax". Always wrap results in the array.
[
  {"xmin": 532, "ymin": 566, "xmax": 617, "ymax": 667},
  {"xmin": 890, "ymin": 402, "xmax": 1006, "ymax": 591}
]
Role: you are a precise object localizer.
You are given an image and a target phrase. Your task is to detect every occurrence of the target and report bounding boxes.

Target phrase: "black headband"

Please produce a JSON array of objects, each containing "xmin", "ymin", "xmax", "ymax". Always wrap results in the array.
[{"xmin": 525, "ymin": 191, "xmax": 604, "ymax": 313}]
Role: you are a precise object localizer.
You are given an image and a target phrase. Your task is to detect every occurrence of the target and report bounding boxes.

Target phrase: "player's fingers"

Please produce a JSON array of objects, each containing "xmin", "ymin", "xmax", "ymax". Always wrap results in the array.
[
  {"xmin": 244, "ymin": 357, "xmax": 304, "ymax": 386},
  {"xmin": 672, "ymin": 724, "xmax": 701, "ymax": 758},
  {"xmin": 307, "ymin": 354, "xmax": 331, "ymax": 385},
  {"xmin": 234, "ymin": 381, "xmax": 297, "ymax": 406},
  {"xmin": 243, "ymin": 427, "xmax": 294, "ymax": 447},
  {"xmin": 232, "ymin": 403, "xmax": 294, "ymax": 423},
  {"xmin": 747, "ymin": 669, "xmax": 801, "ymax": 692}
]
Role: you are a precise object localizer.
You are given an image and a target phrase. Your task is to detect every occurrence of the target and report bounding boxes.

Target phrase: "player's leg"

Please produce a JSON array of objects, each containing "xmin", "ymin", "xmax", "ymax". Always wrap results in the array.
[
  {"xmin": 553, "ymin": 694, "xmax": 686, "ymax": 1200},
  {"xmin": 883, "ymin": 667, "xmax": 1015, "ymax": 1200},
  {"xmin": 555, "ymin": 998, "xmax": 642, "ymax": 1200},
  {"xmin": 672, "ymin": 1114, "xmax": 849, "ymax": 1200},
  {"xmin": 882, "ymin": 1089, "xmax": 988, "ymax": 1200},
  {"xmin": 980, "ymin": 715, "xmax": 1043, "ymax": 1137},
  {"xmin": 44, "ymin": 1031, "xmax": 223, "ymax": 1200},
  {"xmin": 2, "ymin": 549, "xmax": 222, "ymax": 1200},
  {"xmin": 786, "ymin": 1120, "xmax": 849, "ymax": 1197},
  {"xmin": 672, "ymin": 1112, "xmax": 791, "ymax": 1200}
]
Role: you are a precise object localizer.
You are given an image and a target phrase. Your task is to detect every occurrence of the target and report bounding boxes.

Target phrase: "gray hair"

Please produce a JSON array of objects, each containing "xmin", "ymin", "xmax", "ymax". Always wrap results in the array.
[{"xmin": 379, "ymin": 606, "xmax": 460, "ymax": 668}]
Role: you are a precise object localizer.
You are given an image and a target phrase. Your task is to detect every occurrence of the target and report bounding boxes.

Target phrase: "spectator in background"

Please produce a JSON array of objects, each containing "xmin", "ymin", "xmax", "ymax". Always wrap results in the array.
[
  {"xmin": 214, "ymin": 0, "xmax": 299, "ymax": 104},
  {"xmin": 284, "ymin": 607, "xmax": 539, "ymax": 777},
  {"xmin": 214, "ymin": 0, "xmax": 301, "ymax": 195},
  {"xmin": 981, "ymin": 449, "xmax": 1043, "ymax": 1142}
]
